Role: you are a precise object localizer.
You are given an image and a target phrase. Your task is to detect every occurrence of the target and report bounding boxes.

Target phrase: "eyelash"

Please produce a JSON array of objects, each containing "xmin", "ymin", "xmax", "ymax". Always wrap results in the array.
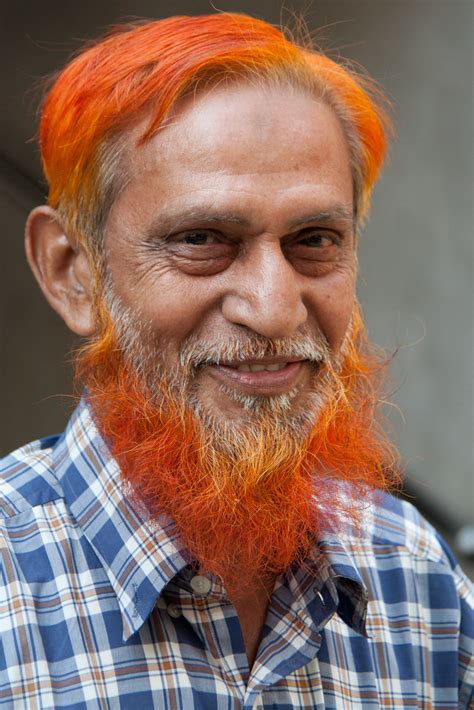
[
  {"xmin": 171, "ymin": 229, "xmax": 341, "ymax": 247},
  {"xmin": 295, "ymin": 233, "xmax": 340, "ymax": 247}
]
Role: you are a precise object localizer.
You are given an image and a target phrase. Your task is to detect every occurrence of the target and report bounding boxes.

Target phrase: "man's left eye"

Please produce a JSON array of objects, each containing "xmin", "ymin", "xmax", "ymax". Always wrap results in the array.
[{"xmin": 298, "ymin": 233, "xmax": 336, "ymax": 248}]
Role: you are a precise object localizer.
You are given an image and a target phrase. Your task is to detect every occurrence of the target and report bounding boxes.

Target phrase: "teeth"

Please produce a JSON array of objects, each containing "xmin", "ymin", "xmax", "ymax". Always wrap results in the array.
[
  {"xmin": 236, "ymin": 362, "xmax": 288, "ymax": 372},
  {"xmin": 265, "ymin": 363, "xmax": 285, "ymax": 371}
]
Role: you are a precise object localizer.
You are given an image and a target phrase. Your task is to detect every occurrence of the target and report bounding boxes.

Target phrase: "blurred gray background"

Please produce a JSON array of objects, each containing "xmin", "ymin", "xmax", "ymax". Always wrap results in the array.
[{"xmin": 0, "ymin": 1, "xmax": 472, "ymax": 570}]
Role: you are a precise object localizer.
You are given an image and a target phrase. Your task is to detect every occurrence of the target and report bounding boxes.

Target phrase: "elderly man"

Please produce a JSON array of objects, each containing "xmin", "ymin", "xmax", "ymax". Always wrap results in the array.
[{"xmin": 1, "ymin": 13, "xmax": 472, "ymax": 709}]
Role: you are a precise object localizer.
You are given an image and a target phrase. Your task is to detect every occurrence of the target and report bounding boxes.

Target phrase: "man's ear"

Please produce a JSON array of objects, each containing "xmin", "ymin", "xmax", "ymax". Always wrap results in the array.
[{"xmin": 25, "ymin": 206, "xmax": 96, "ymax": 337}]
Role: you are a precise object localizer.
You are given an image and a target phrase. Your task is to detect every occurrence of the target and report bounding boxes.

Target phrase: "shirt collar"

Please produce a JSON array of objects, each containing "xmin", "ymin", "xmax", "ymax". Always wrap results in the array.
[
  {"xmin": 53, "ymin": 399, "xmax": 368, "ymax": 641},
  {"xmin": 290, "ymin": 533, "xmax": 369, "ymax": 637},
  {"xmin": 53, "ymin": 398, "xmax": 190, "ymax": 641}
]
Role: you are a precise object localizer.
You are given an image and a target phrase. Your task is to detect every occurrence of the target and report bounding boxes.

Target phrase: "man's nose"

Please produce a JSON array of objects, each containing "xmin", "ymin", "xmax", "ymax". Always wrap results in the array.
[{"xmin": 221, "ymin": 241, "xmax": 308, "ymax": 339}]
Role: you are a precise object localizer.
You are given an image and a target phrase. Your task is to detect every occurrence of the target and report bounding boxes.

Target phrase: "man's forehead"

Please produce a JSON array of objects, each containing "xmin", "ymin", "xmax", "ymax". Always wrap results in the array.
[
  {"xmin": 120, "ymin": 83, "xmax": 350, "ymax": 180},
  {"xmin": 104, "ymin": 82, "xmax": 355, "ymax": 243}
]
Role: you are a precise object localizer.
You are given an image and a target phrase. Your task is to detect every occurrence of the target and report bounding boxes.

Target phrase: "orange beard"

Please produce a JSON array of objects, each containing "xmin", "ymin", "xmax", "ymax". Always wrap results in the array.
[{"xmin": 76, "ymin": 303, "xmax": 398, "ymax": 595}]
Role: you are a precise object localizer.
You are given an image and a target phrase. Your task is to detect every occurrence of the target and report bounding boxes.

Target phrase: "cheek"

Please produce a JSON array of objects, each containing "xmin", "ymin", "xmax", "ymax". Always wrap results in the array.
[
  {"xmin": 307, "ymin": 272, "xmax": 356, "ymax": 351},
  {"xmin": 136, "ymin": 278, "xmax": 218, "ymax": 347}
]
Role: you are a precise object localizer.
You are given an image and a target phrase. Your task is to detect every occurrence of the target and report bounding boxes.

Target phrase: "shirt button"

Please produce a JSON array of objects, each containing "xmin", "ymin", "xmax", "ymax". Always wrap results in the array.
[
  {"xmin": 167, "ymin": 603, "xmax": 181, "ymax": 618},
  {"xmin": 190, "ymin": 575, "xmax": 212, "ymax": 595}
]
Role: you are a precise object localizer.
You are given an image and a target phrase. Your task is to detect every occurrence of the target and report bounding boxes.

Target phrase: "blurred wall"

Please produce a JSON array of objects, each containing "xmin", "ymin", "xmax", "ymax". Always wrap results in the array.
[{"xmin": 1, "ymin": 2, "xmax": 472, "ymax": 530}]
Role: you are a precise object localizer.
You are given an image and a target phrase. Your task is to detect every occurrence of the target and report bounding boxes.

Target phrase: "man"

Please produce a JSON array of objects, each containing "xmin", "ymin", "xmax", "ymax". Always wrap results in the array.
[{"xmin": 0, "ymin": 13, "xmax": 472, "ymax": 709}]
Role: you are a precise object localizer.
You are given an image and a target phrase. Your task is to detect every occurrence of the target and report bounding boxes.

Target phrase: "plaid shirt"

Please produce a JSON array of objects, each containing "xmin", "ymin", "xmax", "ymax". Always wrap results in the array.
[{"xmin": 0, "ymin": 400, "xmax": 472, "ymax": 709}]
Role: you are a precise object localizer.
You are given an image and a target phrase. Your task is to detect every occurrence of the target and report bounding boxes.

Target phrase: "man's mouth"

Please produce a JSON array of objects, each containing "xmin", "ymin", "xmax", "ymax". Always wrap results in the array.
[
  {"xmin": 204, "ymin": 358, "xmax": 314, "ymax": 395},
  {"xmin": 229, "ymin": 361, "xmax": 287, "ymax": 372}
]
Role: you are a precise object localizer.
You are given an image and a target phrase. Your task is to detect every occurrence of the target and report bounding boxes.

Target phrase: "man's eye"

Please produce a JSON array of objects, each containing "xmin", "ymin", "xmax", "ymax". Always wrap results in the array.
[
  {"xmin": 298, "ymin": 233, "xmax": 336, "ymax": 248},
  {"xmin": 181, "ymin": 231, "xmax": 217, "ymax": 245},
  {"xmin": 285, "ymin": 230, "xmax": 343, "ymax": 270},
  {"xmin": 166, "ymin": 229, "xmax": 235, "ymax": 276}
]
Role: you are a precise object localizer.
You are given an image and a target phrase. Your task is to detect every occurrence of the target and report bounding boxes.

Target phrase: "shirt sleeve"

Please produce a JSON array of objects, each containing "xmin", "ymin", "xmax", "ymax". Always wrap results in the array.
[{"xmin": 435, "ymin": 532, "xmax": 474, "ymax": 709}]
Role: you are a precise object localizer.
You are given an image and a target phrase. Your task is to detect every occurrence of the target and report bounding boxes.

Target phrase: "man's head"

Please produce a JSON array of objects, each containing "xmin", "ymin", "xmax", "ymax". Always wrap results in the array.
[{"xmin": 25, "ymin": 14, "xmax": 396, "ymax": 591}]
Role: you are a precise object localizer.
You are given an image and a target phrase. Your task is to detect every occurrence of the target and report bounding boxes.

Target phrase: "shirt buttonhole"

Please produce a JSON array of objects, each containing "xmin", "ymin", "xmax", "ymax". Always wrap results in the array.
[{"xmin": 315, "ymin": 589, "xmax": 326, "ymax": 607}]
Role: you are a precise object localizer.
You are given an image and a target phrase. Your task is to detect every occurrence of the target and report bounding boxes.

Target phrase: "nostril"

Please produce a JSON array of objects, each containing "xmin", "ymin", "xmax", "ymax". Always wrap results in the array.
[{"xmin": 222, "ymin": 289, "xmax": 308, "ymax": 340}]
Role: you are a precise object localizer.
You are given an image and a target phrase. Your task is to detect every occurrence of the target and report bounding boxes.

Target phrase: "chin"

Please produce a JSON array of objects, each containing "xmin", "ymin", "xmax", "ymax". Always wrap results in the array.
[{"xmin": 187, "ymin": 382, "xmax": 323, "ymax": 445}]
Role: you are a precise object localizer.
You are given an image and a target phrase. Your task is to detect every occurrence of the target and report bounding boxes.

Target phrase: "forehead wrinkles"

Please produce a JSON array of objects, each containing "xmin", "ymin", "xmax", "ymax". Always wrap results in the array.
[{"xmin": 116, "ymin": 83, "xmax": 352, "ymax": 193}]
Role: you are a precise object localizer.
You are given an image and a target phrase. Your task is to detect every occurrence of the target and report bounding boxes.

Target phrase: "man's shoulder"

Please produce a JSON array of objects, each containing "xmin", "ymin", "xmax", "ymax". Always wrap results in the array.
[
  {"xmin": 353, "ymin": 491, "xmax": 471, "ymax": 590},
  {"xmin": 0, "ymin": 434, "xmax": 64, "ymax": 519},
  {"xmin": 368, "ymin": 491, "xmax": 446, "ymax": 557}
]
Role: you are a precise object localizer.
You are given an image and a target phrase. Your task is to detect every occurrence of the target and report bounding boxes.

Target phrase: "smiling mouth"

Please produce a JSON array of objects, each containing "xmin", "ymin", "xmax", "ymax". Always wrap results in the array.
[
  {"xmin": 204, "ymin": 358, "xmax": 315, "ymax": 395},
  {"xmin": 228, "ymin": 361, "xmax": 289, "ymax": 372}
]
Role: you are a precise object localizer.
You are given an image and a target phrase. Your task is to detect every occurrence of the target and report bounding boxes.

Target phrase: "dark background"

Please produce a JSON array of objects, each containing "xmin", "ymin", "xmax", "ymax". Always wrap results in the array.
[{"xmin": 1, "ymin": 1, "xmax": 472, "ymax": 572}]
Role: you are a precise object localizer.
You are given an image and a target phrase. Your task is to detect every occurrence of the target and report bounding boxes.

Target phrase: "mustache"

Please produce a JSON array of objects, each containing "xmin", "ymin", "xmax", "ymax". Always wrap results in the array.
[{"xmin": 179, "ymin": 330, "xmax": 331, "ymax": 370}]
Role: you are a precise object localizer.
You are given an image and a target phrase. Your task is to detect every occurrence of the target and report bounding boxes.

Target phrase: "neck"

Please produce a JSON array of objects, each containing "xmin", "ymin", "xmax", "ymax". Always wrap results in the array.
[{"xmin": 225, "ymin": 571, "xmax": 277, "ymax": 670}]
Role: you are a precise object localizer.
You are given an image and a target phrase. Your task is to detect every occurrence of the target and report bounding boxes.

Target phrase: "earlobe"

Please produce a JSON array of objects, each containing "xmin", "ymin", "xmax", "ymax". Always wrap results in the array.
[{"xmin": 25, "ymin": 206, "xmax": 96, "ymax": 337}]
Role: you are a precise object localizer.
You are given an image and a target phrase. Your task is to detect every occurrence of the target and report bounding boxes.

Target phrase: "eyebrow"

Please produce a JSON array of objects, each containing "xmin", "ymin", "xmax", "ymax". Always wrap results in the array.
[
  {"xmin": 286, "ymin": 205, "xmax": 354, "ymax": 229},
  {"xmin": 143, "ymin": 211, "xmax": 249, "ymax": 240},
  {"xmin": 143, "ymin": 203, "xmax": 354, "ymax": 240}
]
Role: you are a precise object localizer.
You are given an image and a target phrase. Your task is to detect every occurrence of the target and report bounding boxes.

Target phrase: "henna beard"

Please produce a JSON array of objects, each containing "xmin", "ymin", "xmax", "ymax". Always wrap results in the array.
[{"xmin": 79, "ymin": 292, "xmax": 396, "ymax": 595}]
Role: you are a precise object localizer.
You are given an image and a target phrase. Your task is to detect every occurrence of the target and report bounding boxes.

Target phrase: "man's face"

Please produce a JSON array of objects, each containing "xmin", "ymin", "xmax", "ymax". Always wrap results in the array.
[{"xmin": 103, "ymin": 83, "xmax": 356, "ymax": 428}]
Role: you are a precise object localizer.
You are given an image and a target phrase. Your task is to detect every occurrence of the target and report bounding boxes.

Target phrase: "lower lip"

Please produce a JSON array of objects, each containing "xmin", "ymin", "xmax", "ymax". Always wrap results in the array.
[{"xmin": 207, "ymin": 361, "xmax": 308, "ymax": 394}]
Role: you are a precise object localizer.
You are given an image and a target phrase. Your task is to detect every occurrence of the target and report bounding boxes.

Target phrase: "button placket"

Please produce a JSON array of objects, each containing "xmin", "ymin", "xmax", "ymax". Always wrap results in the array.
[{"xmin": 185, "ymin": 575, "xmax": 249, "ymax": 685}]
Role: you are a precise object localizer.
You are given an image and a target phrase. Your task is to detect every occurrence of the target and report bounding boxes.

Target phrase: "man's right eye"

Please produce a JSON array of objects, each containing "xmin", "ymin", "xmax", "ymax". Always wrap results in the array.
[
  {"xmin": 164, "ymin": 229, "xmax": 236, "ymax": 275},
  {"xmin": 182, "ymin": 231, "xmax": 216, "ymax": 245}
]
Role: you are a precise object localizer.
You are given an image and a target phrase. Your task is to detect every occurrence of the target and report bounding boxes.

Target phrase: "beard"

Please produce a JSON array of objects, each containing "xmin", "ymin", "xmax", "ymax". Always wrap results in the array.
[{"xmin": 76, "ymin": 287, "xmax": 398, "ymax": 595}]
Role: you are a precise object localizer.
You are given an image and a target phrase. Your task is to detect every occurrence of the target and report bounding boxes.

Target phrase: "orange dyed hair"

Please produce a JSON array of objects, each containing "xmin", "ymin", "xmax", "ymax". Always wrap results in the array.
[{"xmin": 40, "ymin": 13, "xmax": 390, "ymax": 259}]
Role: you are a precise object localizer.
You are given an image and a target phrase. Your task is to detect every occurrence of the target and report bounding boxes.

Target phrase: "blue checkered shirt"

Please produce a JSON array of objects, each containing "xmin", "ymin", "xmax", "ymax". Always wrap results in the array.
[{"xmin": 0, "ymin": 400, "xmax": 472, "ymax": 708}]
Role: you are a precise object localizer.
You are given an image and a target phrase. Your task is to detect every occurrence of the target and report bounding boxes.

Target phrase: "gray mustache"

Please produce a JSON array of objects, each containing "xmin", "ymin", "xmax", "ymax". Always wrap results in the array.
[{"xmin": 179, "ymin": 334, "xmax": 331, "ymax": 369}]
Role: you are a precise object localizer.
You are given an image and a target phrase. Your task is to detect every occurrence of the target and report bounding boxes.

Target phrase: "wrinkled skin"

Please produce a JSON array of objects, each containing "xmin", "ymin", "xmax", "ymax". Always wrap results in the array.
[{"xmin": 103, "ymin": 83, "xmax": 357, "ymax": 424}]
